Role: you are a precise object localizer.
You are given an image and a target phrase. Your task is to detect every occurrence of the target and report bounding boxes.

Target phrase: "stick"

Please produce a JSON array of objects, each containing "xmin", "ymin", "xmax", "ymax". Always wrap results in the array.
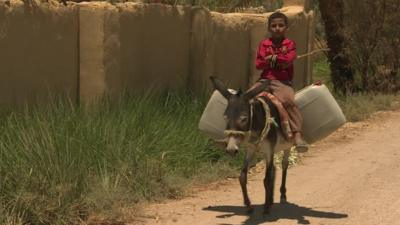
[{"xmin": 296, "ymin": 48, "xmax": 330, "ymax": 59}]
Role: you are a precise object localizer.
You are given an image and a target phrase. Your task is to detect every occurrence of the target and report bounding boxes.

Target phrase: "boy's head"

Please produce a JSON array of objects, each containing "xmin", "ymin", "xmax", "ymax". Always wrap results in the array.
[{"xmin": 267, "ymin": 12, "xmax": 289, "ymax": 39}]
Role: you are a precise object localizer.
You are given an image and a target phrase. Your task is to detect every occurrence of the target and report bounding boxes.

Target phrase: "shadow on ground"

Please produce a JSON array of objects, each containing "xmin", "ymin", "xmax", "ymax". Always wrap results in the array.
[{"xmin": 203, "ymin": 202, "xmax": 348, "ymax": 225}]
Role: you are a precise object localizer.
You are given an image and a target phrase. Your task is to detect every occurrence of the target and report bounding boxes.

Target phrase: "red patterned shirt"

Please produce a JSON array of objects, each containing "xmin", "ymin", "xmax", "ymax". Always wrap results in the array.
[{"xmin": 255, "ymin": 38, "xmax": 297, "ymax": 81}]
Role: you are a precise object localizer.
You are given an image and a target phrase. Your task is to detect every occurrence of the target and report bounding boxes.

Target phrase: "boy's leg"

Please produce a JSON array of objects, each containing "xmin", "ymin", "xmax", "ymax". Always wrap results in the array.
[
  {"xmin": 248, "ymin": 79, "xmax": 269, "ymax": 92},
  {"xmin": 286, "ymin": 104, "xmax": 308, "ymax": 152},
  {"xmin": 270, "ymin": 81, "xmax": 309, "ymax": 152}
]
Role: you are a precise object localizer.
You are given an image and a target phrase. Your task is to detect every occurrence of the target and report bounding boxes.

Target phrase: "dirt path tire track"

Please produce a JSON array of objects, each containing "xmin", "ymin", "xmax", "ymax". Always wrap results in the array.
[{"xmin": 135, "ymin": 110, "xmax": 400, "ymax": 225}]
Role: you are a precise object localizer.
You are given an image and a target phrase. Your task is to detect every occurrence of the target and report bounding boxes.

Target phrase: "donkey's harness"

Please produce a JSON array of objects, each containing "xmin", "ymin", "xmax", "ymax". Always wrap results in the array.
[{"xmin": 223, "ymin": 97, "xmax": 276, "ymax": 145}]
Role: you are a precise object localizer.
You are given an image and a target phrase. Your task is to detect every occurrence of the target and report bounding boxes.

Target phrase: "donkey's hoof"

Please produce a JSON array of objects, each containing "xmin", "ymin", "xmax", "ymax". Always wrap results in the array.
[{"xmin": 280, "ymin": 197, "xmax": 287, "ymax": 204}]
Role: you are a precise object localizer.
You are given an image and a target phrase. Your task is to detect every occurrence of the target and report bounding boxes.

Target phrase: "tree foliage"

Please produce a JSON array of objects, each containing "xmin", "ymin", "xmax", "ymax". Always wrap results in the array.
[
  {"xmin": 343, "ymin": 0, "xmax": 400, "ymax": 93},
  {"xmin": 319, "ymin": 0, "xmax": 400, "ymax": 93},
  {"xmin": 318, "ymin": 0, "xmax": 354, "ymax": 94}
]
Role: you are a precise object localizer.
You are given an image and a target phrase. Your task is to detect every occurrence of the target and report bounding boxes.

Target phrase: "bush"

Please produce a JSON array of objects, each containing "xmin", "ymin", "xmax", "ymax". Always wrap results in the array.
[{"xmin": 342, "ymin": 0, "xmax": 400, "ymax": 92}]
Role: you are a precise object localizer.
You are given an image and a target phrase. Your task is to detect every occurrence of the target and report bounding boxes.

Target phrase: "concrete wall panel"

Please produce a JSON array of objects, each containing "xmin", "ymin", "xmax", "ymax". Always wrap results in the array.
[
  {"xmin": 117, "ymin": 3, "xmax": 191, "ymax": 92},
  {"xmin": 103, "ymin": 3, "xmax": 121, "ymax": 97},
  {"xmin": 281, "ymin": 6, "xmax": 310, "ymax": 90},
  {"xmin": 188, "ymin": 7, "xmax": 212, "ymax": 92},
  {"xmin": 306, "ymin": 10, "xmax": 316, "ymax": 84},
  {"xmin": 190, "ymin": 10, "xmax": 252, "ymax": 92},
  {"xmin": 283, "ymin": 0, "xmax": 311, "ymax": 12},
  {"xmin": 210, "ymin": 13, "xmax": 251, "ymax": 90},
  {"xmin": 79, "ymin": 2, "xmax": 122, "ymax": 104},
  {"xmin": 0, "ymin": 1, "xmax": 78, "ymax": 105},
  {"xmin": 79, "ymin": 2, "xmax": 106, "ymax": 104},
  {"xmin": 248, "ymin": 15, "xmax": 268, "ymax": 85}
]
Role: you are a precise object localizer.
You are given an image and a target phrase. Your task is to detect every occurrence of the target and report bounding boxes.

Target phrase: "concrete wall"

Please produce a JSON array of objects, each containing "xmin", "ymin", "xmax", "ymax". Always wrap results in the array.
[
  {"xmin": 189, "ymin": 8, "xmax": 252, "ymax": 92},
  {"xmin": 79, "ymin": 2, "xmax": 122, "ymax": 103},
  {"xmin": 79, "ymin": 2, "xmax": 106, "ymax": 104},
  {"xmin": 117, "ymin": 3, "xmax": 191, "ymax": 93},
  {"xmin": 283, "ymin": 0, "xmax": 311, "ymax": 12},
  {"xmin": 0, "ymin": 1, "xmax": 78, "ymax": 105},
  {"xmin": 0, "ymin": 0, "xmax": 314, "ymax": 105},
  {"xmin": 283, "ymin": 5, "xmax": 311, "ymax": 89}
]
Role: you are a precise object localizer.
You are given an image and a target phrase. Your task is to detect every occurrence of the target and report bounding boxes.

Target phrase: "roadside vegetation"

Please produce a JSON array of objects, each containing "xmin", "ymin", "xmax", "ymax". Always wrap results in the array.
[
  {"xmin": 1, "ymin": 58, "xmax": 399, "ymax": 225},
  {"xmin": 0, "ymin": 90, "xmax": 244, "ymax": 225},
  {"xmin": 2, "ymin": 0, "xmax": 400, "ymax": 223}
]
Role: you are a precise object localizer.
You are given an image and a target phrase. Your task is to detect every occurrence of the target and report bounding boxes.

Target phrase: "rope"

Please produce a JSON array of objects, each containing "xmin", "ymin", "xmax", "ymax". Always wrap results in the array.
[
  {"xmin": 253, "ymin": 97, "xmax": 274, "ymax": 145},
  {"xmin": 224, "ymin": 130, "xmax": 250, "ymax": 137},
  {"xmin": 223, "ymin": 104, "xmax": 253, "ymax": 141},
  {"xmin": 223, "ymin": 98, "xmax": 274, "ymax": 146}
]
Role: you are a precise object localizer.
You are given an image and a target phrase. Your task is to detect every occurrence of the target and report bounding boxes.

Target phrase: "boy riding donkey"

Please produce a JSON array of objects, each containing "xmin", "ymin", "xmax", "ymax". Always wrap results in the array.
[{"xmin": 252, "ymin": 11, "xmax": 308, "ymax": 152}]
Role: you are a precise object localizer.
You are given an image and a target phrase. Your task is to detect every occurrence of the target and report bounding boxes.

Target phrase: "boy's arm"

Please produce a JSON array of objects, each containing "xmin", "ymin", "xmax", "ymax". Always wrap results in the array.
[
  {"xmin": 276, "ymin": 41, "xmax": 297, "ymax": 67},
  {"xmin": 255, "ymin": 42, "xmax": 272, "ymax": 70}
]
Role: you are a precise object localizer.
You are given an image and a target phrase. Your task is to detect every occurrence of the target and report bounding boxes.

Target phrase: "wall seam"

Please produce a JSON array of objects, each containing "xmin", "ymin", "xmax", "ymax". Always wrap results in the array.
[{"xmin": 77, "ymin": 4, "xmax": 81, "ymax": 105}]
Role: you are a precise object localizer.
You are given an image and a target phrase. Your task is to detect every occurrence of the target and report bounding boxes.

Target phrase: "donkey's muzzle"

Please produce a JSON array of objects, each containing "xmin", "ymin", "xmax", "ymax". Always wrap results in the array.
[
  {"xmin": 225, "ymin": 148, "xmax": 239, "ymax": 156},
  {"xmin": 226, "ymin": 136, "xmax": 240, "ymax": 155}
]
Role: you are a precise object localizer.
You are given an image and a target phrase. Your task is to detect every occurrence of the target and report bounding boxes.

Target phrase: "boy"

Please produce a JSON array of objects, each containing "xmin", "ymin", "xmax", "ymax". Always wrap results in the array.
[{"xmin": 254, "ymin": 11, "xmax": 308, "ymax": 152}]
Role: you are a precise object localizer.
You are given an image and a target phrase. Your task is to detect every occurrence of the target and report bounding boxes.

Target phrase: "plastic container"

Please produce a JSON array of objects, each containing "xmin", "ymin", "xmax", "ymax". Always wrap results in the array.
[
  {"xmin": 198, "ymin": 84, "xmax": 346, "ymax": 144},
  {"xmin": 198, "ymin": 89, "xmax": 236, "ymax": 140},
  {"xmin": 294, "ymin": 84, "xmax": 346, "ymax": 143}
]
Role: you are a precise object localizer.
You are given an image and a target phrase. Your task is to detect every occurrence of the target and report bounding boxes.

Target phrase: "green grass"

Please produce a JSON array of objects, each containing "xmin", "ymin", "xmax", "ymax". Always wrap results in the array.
[
  {"xmin": 0, "ymin": 91, "xmax": 242, "ymax": 225},
  {"xmin": 312, "ymin": 57, "xmax": 332, "ymax": 88},
  {"xmin": 1, "ymin": 58, "xmax": 399, "ymax": 224},
  {"xmin": 336, "ymin": 94, "xmax": 400, "ymax": 122}
]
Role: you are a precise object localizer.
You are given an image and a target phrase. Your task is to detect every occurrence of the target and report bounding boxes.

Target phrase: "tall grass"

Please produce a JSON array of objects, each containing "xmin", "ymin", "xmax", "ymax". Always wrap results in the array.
[
  {"xmin": 1, "ymin": 59, "xmax": 399, "ymax": 224},
  {"xmin": 0, "ymin": 91, "xmax": 242, "ymax": 225}
]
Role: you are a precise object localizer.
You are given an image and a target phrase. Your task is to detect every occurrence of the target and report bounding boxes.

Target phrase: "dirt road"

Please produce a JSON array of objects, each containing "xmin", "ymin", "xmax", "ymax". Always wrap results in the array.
[{"xmin": 136, "ymin": 110, "xmax": 400, "ymax": 225}]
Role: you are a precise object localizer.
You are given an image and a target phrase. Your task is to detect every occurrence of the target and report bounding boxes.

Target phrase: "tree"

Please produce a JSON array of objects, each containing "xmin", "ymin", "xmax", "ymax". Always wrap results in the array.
[
  {"xmin": 318, "ymin": 0, "xmax": 354, "ymax": 94},
  {"xmin": 342, "ymin": 0, "xmax": 400, "ymax": 93}
]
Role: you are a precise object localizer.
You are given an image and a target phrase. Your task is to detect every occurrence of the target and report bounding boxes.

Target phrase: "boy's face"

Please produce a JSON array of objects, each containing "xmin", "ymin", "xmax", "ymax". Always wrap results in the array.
[{"xmin": 268, "ymin": 18, "xmax": 287, "ymax": 39}]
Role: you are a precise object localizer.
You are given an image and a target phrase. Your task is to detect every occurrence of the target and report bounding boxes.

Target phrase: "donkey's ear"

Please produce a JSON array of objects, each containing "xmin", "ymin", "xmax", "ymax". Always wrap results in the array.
[
  {"xmin": 243, "ymin": 80, "xmax": 270, "ymax": 100},
  {"xmin": 210, "ymin": 76, "xmax": 233, "ymax": 99}
]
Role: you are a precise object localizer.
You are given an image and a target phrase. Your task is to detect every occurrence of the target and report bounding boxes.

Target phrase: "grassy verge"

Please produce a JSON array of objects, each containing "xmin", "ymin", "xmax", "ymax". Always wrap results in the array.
[
  {"xmin": 1, "ymin": 58, "xmax": 399, "ymax": 224},
  {"xmin": 337, "ymin": 94, "xmax": 400, "ymax": 122},
  {"xmin": 0, "ymin": 91, "xmax": 243, "ymax": 225}
]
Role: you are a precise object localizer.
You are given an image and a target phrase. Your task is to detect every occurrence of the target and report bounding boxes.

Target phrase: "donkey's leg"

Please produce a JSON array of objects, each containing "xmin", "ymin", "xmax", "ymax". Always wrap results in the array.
[
  {"xmin": 240, "ymin": 146, "xmax": 256, "ymax": 213},
  {"xmin": 264, "ymin": 157, "xmax": 276, "ymax": 214},
  {"xmin": 280, "ymin": 148, "xmax": 290, "ymax": 203},
  {"xmin": 263, "ymin": 143, "xmax": 276, "ymax": 214}
]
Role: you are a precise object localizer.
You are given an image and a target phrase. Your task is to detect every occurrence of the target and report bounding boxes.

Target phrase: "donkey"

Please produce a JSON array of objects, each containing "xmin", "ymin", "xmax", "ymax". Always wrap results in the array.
[{"xmin": 210, "ymin": 76, "xmax": 293, "ymax": 214}]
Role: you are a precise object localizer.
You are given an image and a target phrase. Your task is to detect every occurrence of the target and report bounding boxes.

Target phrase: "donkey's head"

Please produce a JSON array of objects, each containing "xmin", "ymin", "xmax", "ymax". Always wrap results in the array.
[{"xmin": 210, "ymin": 76, "xmax": 268, "ymax": 155}]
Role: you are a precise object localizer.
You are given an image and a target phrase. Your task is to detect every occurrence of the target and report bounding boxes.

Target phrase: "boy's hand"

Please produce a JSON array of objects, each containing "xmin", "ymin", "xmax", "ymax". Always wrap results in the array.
[
  {"xmin": 265, "ymin": 55, "xmax": 273, "ymax": 61},
  {"xmin": 265, "ymin": 54, "xmax": 278, "ymax": 68},
  {"xmin": 281, "ymin": 46, "xmax": 288, "ymax": 54}
]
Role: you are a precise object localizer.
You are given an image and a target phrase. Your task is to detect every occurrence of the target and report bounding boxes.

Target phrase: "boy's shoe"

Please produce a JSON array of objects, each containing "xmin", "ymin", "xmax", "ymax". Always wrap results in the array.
[
  {"xmin": 293, "ymin": 132, "xmax": 309, "ymax": 152},
  {"xmin": 294, "ymin": 140, "xmax": 309, "ymax": 152}
]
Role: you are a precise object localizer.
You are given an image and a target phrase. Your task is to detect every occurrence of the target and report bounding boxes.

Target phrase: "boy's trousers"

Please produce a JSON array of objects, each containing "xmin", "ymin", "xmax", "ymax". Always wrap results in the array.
[{"xmin": 253, "ymin": 79, "xmax": 303, "ymax": 134}]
